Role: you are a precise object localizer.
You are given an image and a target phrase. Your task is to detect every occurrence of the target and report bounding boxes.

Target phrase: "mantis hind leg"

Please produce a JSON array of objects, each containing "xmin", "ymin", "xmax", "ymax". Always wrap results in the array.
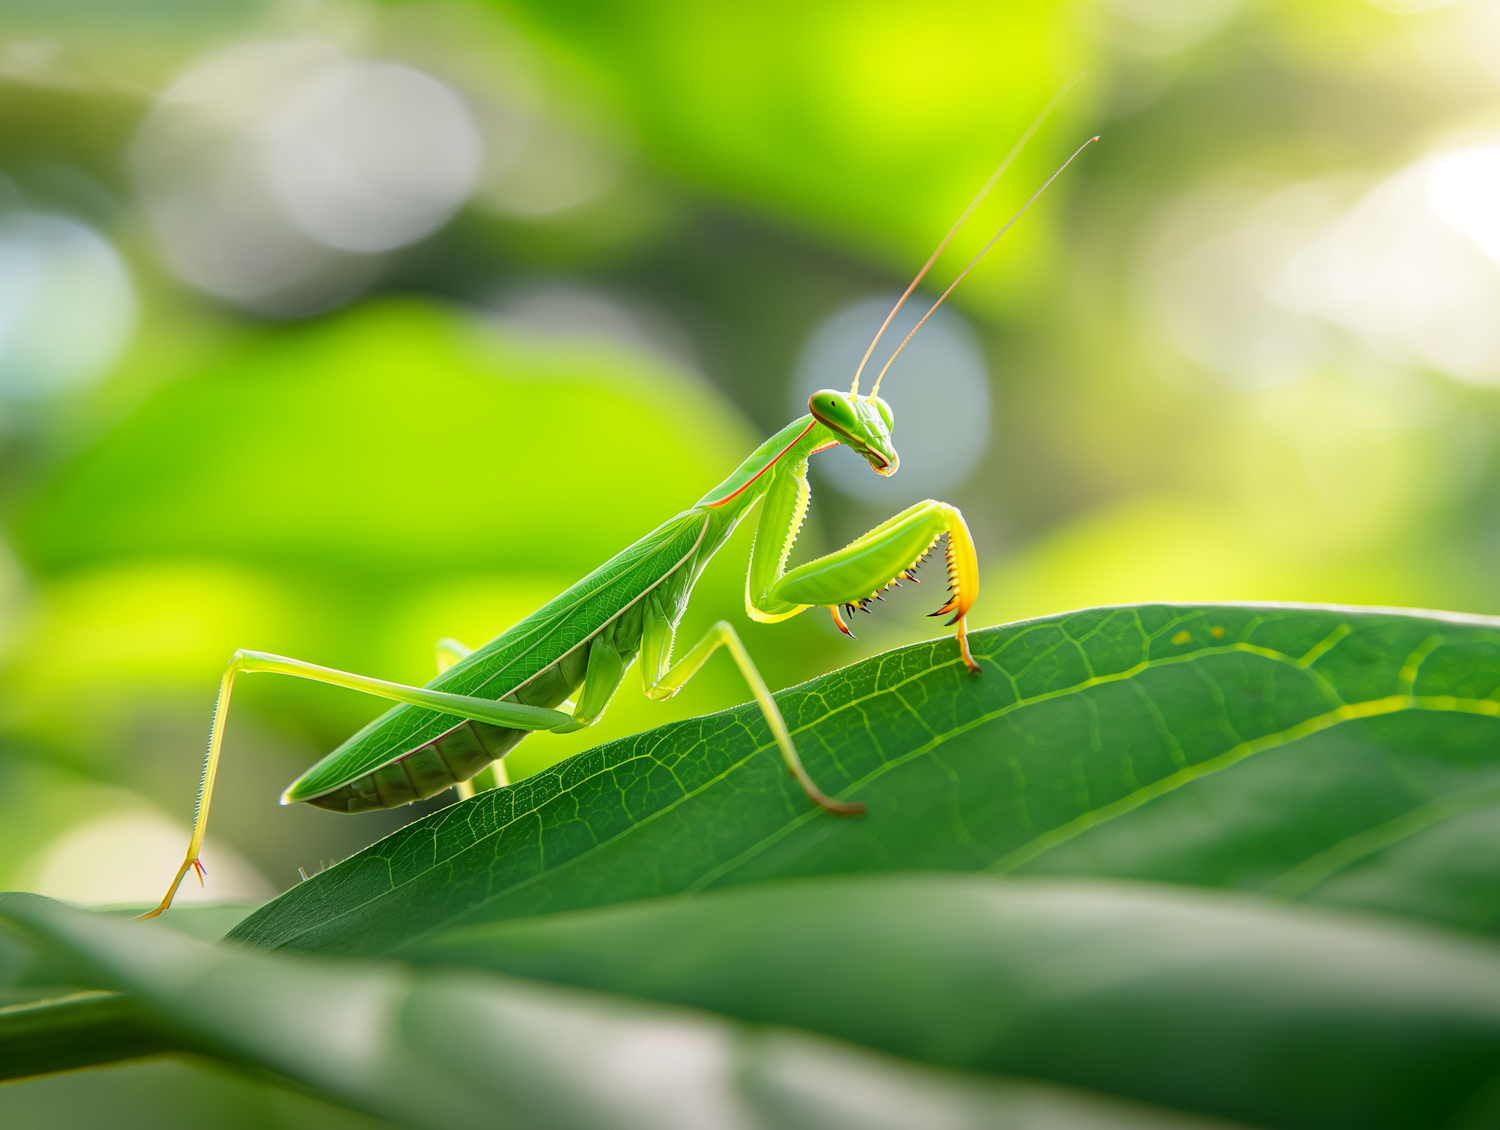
[
  {"xmin": 640, "ymin": 605, "xmax": 863, "ymax": 816},
  {"xmin": 437, "ymin": 639, "xmax": 508, "ymax": 798},
  {"xmin": 139, "ymin": 649, "xmax": 575, "ymax": 920}
]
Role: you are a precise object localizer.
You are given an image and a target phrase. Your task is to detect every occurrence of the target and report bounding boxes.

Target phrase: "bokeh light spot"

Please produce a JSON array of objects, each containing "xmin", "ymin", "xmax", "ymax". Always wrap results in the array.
[
  {"xmin": 133, "ymin": 42, "xmax": 482, "ymax": 315},
  {"xmin": 0, "ymin": 212, "xmax": 135, "ymax": 399},
  {"xmin": 262, "ymin": 60, "xmax": 482, "ymax": 254},
  {"xmin": 1145, "ymin": 152, "xmax": 1500, "ymax": 390}
]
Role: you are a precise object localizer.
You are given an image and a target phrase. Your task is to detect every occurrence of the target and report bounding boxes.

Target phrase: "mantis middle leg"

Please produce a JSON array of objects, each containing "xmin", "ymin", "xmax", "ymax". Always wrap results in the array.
[{"xmin": 637, "ymin": 595, "xmax": 863, "ymax": 816}]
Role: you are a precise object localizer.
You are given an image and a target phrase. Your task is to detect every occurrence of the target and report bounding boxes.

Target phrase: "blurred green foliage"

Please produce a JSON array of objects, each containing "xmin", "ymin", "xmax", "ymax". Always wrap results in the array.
[{"xmin": 5, "ymin": 0, "xmax": 1500, "ymax": 1123}]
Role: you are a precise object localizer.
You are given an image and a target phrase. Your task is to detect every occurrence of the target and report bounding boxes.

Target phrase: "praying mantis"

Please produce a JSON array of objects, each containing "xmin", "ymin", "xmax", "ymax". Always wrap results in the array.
[{"xmin": 141, "ymin": 101, "xmax": 1097, "ymax": 920}]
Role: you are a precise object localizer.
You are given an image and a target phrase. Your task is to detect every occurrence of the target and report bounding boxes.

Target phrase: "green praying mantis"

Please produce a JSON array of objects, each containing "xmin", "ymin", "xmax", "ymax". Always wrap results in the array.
[{"xmin": 141, "ymin": 111, "xmax": 1098, "ymax": 920}]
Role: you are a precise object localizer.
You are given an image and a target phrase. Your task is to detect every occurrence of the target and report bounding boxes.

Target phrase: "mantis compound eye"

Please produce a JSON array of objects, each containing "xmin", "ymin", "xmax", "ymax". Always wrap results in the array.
[
  {"xmin": 809, "ymin": 389, "xmax": 897, "ymax": 475},
  {"xmin": 808, "ymin": 389, "xmax": 860, "ymax": 433}
]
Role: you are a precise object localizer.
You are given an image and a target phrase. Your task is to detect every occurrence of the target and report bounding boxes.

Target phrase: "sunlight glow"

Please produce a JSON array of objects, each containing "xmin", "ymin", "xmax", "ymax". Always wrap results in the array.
[
  {"xmin": 1146, "ymin": 139, "xmax": 1500, "ymax": 388},
  {"xmin": 1427, "ymin": 142, "xmax": 1500, "ymax": 267},
  {"xmin": 22, "ymin": 811, "xmax": 271, "ymax": 906}
]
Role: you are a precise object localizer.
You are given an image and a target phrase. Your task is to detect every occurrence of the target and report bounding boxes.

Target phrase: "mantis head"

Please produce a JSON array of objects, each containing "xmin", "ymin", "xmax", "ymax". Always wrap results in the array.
[
  {"xmin": 827, "ymin": 130, "xmax": 1097, "ymax": 481},
  {"xmin": 808, "ymin": 389, "xmax": 898, "ymax": 476}
]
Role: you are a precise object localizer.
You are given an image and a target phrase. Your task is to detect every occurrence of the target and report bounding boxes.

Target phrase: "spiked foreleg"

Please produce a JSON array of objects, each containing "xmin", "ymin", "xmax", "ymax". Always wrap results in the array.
[
  {"xmin": 743, "ymin": 453, "xmax": 815, "ymax": 624},
  {"xmin": 767, "ymin": 499, "xmax": 981, "ymax": 672}
]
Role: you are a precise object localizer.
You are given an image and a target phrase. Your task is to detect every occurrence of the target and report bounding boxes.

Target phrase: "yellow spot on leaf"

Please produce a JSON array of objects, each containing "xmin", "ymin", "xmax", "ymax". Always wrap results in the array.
[
  {"xmin": 1212, "ymin": 626, "xmax": 1225, "ymax": 639},
  {"xmin": 1172, "ymin": 630, "xmax": 1191, "ymax": 645}
]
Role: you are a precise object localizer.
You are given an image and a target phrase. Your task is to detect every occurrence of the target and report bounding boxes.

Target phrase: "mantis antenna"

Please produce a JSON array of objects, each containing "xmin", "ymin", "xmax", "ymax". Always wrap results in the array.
[
  {"xmin": 869, "ymin": 134, "xmax": 1099, "ymax": 398},
  {"xmin": 849, "ymin": 72, "xmax": 1085, "ymax": 398}
]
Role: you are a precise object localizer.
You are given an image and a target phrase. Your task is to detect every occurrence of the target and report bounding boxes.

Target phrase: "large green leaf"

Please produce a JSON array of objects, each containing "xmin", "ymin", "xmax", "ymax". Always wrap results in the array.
[
  {"xmin": 0, "ymin": 894, "xmax": 1230, "ymax": 1130},
  {"xmin": 229, "ymin": 603, "xmax": 1500, "ymax": 956},
  {"xmin": 405, "ymin": 873, "xmax": 1500, "ymax": 1130}
]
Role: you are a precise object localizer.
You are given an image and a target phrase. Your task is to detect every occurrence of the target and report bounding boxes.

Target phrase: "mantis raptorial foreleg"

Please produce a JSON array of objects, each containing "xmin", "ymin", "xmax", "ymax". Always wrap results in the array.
[
  {"xmin": 639, "ymin": 597, "xmax": 863, "ymax": 815},
  {"xmin": 772, "ymin": 499, "xmax": 979, "ymax": 649},
  {"xmin": 138, "ymin": 649, "xmax": 574, "ymax": 919},
  {"xmin": 745, "ymin": 460, "xmax": 982, "ymax": 671}
]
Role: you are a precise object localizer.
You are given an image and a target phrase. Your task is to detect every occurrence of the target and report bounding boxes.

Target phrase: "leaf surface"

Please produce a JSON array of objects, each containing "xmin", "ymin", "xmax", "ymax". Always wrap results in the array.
[
  {"xmin": 0, "ymin": 894, "xmax": 1228, "ymax": 1130},
  {"xmin": 231, "ymin": 604, "xmax": 1500, "ymax": 955},
  {"xmin": 0, "ymin": 991, "xmax": 180, "ymax": 1082},
  {"xmin": 0, "ymin": 900, "xmax": 259, "ymax": 1079},
  {"xmin": 405, "ymin": 873, "xmax": 1500, "ymax": 1130}
]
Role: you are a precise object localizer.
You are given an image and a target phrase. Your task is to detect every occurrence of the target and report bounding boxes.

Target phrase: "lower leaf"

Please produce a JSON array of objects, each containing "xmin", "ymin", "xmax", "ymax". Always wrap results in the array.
[
  {"xmin": 404, "ymin": 873, "xmax": 1500, "ymax": 1130},
  {"xmin": 0, "ymin": 893, "xmax": 1241, "ymax": 1130}
]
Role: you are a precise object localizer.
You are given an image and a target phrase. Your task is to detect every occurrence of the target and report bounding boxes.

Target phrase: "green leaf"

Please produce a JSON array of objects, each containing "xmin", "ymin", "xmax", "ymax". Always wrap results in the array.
[
  {"xmin": 230, "ymin": 603, "xmax": 1500, "ymax": 956},
  {"xmin": 0, "ymin": 894, "xmax": 1234, "ymax": 1130},
  {"xmin": 0, "ymin": 901, "xmax": 259, "ymax": 1079},
  {"xmin": 404, "ymin": 873, "xmax": 1500, "ymax": 1130},
  {"xmin": 0, "ymin": 991, "xmax": 180, "ymax": 1083}
]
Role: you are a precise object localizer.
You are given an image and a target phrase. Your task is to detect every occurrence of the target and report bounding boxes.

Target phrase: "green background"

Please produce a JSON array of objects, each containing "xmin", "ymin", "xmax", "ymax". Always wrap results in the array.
[{"xmin": 3, "ymin": 0, "xmax": 1500, "ymax": 1124}]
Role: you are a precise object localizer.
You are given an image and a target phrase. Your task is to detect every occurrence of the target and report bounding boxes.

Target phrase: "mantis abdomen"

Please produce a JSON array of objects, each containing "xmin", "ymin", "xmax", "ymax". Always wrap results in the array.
[
  {"xmin": 304, "ymin": 718, "xmax": 523, "ymax": 813},
  {"xmin": 303, "ymin": 608, "xmax": 649, "ymax": 813}
]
